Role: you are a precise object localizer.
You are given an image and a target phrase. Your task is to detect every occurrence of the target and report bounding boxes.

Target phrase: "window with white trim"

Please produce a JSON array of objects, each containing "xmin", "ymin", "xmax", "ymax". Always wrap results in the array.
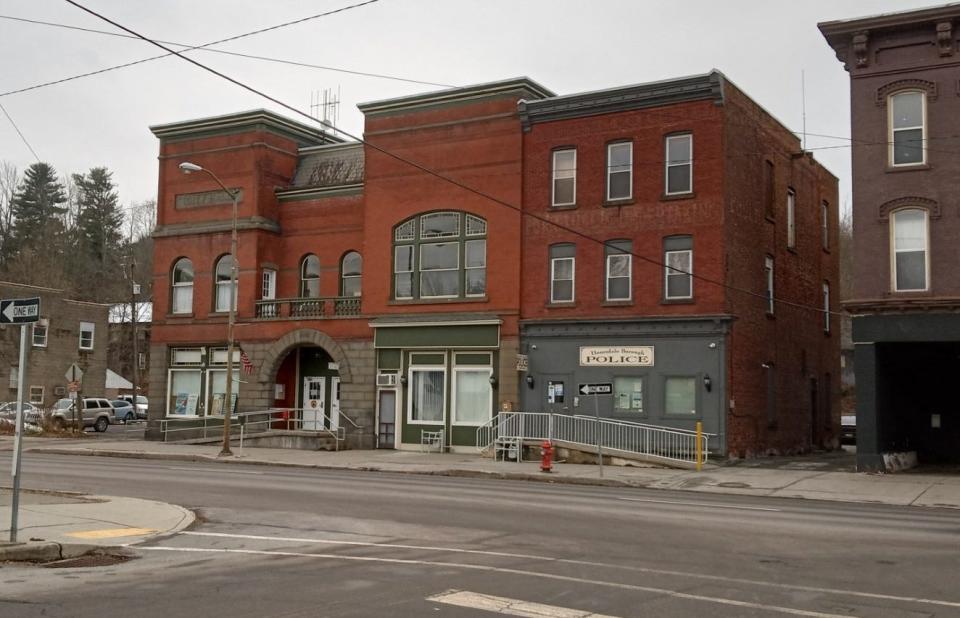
[
  {"xmin": 765, "ymin": 256, "xmax": 775, "ymax": 314},
  {"xmin": 823, "ymin": 282, "xmax": 831, "ymax": 333},
  {"xmin": 29, "ymin": 386, "xmax": 43, "ymax": 405},
  {"xmin": 821, "ymin": 201, "xmax": 830, "ymax": 250},
  {"xmin": 172, "ymin": 258, "xmax": 194, "ymax": 314},
  {"xmin": 786, "ymin": 189, "xmax": 796, "ymax": 249},
  {"xmin": 664, "ymin": 236, "xmax": 693, "ymax": 300},
  {"xmin": 214, "ymin": 255, "xmax": 237, "ymax": 312},
  {"xmin": 261, "ymin": 269, "xmax": 276, "ymax": 300},
  {"xmin": 605, "ymin": 240, "xmax": 632, "ymax": 301},
  {"xmin": 340, "ymin": 251, "xmax": 362, "ymax": 297},
  {"xmin": 549, "ymin": 244, "xmax": 575, "ymax": 303},
  {"xmin": 452, "ymin": 353, "xmax": 492, "ymax": 426},
  {"xmin": 32, "ymin": 319, "xmax": 48, "ymax": 347},
  {"xmin": 889, "ymin": 91, "xmax": 925, "ymax": 166},
  {"xmin": 392, "ymin": 211, "xmax": 486, "ymax": 300},
  {"xmin": 79, "ymin": 321, "xmax": 95, "ymax": 350},
  {"xmin": 552, "ymin": 149, "xmax": 576, "ymax": 207},
  {"xmin": 891, "ymin": 208, "xmax": 928, "ymax": 292},
  {"xmin": 606, "ymin": 142, "xmax": 632, "ymax": 201},
  {"xmin": 408, "ymin": 354, "xmax": 446, "ymax": 424},
  {"xmin": 665, "ymin": 134, "xmax": 692, "ymax": 195}
]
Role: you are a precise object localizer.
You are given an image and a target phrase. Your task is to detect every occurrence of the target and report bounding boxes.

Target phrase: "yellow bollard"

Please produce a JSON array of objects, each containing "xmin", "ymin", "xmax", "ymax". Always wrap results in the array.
[{"xmin": 695, "ymin": 421, "xmax": 703, "ymax": 472}]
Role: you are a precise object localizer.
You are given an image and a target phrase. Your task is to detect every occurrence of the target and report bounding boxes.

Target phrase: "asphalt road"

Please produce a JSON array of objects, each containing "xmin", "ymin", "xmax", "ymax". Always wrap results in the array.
[{"xmin": 2, "ymin": 453, "xmax": 959, "ymax": 617}]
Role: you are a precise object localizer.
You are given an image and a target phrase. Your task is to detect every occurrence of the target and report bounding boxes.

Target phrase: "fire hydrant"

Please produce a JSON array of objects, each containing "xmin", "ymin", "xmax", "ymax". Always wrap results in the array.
[{"xmin": 540, "ymin": 440, "xmax": 553, "ymax": 473}]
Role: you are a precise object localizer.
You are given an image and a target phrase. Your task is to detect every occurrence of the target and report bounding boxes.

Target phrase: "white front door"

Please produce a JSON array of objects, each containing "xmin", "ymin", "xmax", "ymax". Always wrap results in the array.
[
  {"xmin": 330, "ymin": 377, "xmax": 341, "ymax": 431},
  {"xmin": 302, "ymin": 376, "xmax": 325, "ymax": 430}
]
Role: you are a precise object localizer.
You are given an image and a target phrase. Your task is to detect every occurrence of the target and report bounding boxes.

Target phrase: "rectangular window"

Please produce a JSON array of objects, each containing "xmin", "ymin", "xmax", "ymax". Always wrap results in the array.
[
  {"xmin": 823, "ymin": 282, "xmax": 830, "ymax": 333},
  {"xmin": 465, "ymin": 239, "xmax": 486, "ymax": 297},
  {"xmin": 665, "ymin": 377, "xmax": 697, "ymax": 416},
  {"xmin": 665, "ymin": 134, "xmax": 692, "ymax": 195},
  {"xmin": 171, "ymin": 348, "xmax": 203, "ymax": 366},
  {"xmin": 216, "ymin": 280, "xmax": 237, "ymax": 312},
  {"xmin": 206, "ymin": 369, "xmax": 236, "ymax": 416},
  {"xmin": 394, "ymin": 245, "xmax": 414, "ymax": 299},
  {"xmin": 29, "ymin": 386, "xmax": 43, "ymax": 405},
  {"xmin": 614, "ymin": 377, "xmax": 643, "ymax": 413},
  {"xmin": 763, "ymin": 160, "xmax": 775, "ymax": 219},
  {"xmin": 765, "ymin": 256, "xmax": 775, "ymax": 314},
  {"xmin": 550, "ymin": 258, "xmax": 575, "ymax": 303},
  {"xmin": 665, "ymin": 250, "xmax": 693, "ymax": 300},
  {"xmin": 261, "ymin": 269, "xmax": 276, "ymax": 300},
  {"xmin": 32, "ymin": 319, "xmax": 48, "ymax": 347},
  {"xmin": 169, "ymin": 369, "xmax": 202, "ymax": 416},
  {"xmin": 890, "ymin": 91, "xmax": 925, "ymax": 166},
  {"xmin": 821, "ymin": 201, "xmax": 829, "ymax": 250},
  {"xmin": 79, "ymin": 321, "xmax": 95, "ymax": 350},
  {"xmin": 420, "ymin": 242, "xmax": 459, "ymax": 297},
  {"xmin": 410, "ymin": 368, "xmax": 445, "ymax": 423},
  {"xmin": 210, "ymin": 348, "xmax": 240, "ymax": 365},
  {"xmin": 892, "ymin": 209, "xmax": 928, "ymax": 291},
  {"xmin": 786, "ymin": 189, "xmax": 796, "ymax": 249},
  {"xmin": 552, "ymin": 149, "xmax": 576, "ymax": 207},
  {"xmin": 453, "ymin": 368, "xmax": 492, "ymax": 425},
  {"xmin": 606, "ymin": 142, "xmax": 633, "ymax": 201},
  {"xmin": 605, "ymin": 241, "xmax": 632, "ymax": 301}
]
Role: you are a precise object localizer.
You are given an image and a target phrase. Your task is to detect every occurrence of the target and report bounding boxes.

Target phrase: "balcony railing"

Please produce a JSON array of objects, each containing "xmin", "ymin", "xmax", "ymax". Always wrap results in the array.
[{"xmin": 255, "ymin": 296, "xmax": 361, "ymax": 319}]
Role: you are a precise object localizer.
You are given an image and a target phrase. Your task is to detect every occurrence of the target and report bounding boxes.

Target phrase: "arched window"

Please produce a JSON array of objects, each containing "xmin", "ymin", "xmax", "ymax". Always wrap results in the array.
[
  {"xmin": 214, "ymin": 255, "xmax": 237, "ymax": 313},
  {"xmin": 889, "ymin": 91, "xmax": 925, "ymax": 166},
  {"xmin": 300, "ymin": 254, "xmax": 320, "ymax": 298},
  {"xmin": 341, "ymin": 251, "xmax": 362, "ymax": 297},
  {"xmin": 891, "ymin": 208, "xmax": 928, "ymax": 292},
  {"xmin": 171, "ymin": 258, "xmax": 194, "ymax": 314},
  {"xmin": 393, "ymin": 211, "xmax": 486, "ymax": 300}
]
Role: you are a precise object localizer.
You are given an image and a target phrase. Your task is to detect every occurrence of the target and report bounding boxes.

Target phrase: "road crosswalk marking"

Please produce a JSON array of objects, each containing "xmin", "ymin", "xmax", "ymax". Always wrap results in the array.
[{"xmin": 427, "ymin": 590, "xmax": 619, "ymax": 617}]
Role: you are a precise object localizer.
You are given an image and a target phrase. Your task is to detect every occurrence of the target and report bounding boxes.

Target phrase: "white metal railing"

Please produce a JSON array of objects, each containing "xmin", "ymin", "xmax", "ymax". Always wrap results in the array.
[
  {"xmin": 476, "ymin": 411, "xmax": 713, "ymax": 468},
  {"xmin": 159, "ymin": 407, "xmax": 363, "ymax": 451}
]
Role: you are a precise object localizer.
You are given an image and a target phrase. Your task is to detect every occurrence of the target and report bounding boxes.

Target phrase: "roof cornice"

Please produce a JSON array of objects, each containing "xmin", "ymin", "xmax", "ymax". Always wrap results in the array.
[
  {"xmin": 150, "ymin": 109, "xmax": 343, "ymax": 147},
  {"xmin": 819, "ymin": 3, "xmax": 960, "ymax": 37},
  {"xmin": 357, "ymin": 77, "xmax": 554, "ymax": 116}
]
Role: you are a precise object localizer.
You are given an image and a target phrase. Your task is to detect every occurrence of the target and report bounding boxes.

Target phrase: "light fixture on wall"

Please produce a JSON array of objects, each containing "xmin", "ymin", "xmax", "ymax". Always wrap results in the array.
[
  {"xmin": 525, "ymin": 375, "xmax": 535, "ymax": 389},
  {"xmin": 488, "ymin": 375, "xmax": 498, "ymax": 388},
  {"xmin": 703, "ymin": 374, "xmax": 712, "ymax": 392},
  {"xmin": 399, "ymin": 375, "xmax": 408, "ymax": 386}
]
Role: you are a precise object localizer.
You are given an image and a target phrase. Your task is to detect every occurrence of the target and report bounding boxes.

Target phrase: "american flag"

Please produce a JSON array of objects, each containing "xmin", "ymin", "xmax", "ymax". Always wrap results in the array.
[{"xmin": 239, "ymin": 348, "xmax": 254, "ymax": 375}]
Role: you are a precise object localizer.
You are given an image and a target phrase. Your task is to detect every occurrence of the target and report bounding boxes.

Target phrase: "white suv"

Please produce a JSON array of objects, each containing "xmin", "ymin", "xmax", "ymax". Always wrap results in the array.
[{"xmin": 48, "ymin": 398, "xmax": 113, "ymax": 433}]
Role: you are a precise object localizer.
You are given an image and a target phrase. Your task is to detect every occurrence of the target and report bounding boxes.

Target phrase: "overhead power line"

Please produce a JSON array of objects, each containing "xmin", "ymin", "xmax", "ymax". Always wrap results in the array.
[
  {"xmin": 0, "ymin": 12, "xmax": 453, "ymax": 97},
  {"xmin": 0, "ymin": 102, "xmax": 41, "ymax": 162},
  {"xmin": 63, "ymin": 0, "xmax": 845, "ymax": 319}
]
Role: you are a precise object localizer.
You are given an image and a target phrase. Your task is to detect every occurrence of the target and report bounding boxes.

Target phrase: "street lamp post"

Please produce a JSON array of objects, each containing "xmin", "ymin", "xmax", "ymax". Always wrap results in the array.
[{"xmin": 179, "ymin": 161, "xmax": 238, "ymax": 457}]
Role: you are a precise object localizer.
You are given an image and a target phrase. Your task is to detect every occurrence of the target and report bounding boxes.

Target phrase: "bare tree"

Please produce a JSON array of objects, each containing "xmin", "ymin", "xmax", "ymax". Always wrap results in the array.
[{"xmin": 0, "ymin": 161, "xmax": 19, "ymax": 267}]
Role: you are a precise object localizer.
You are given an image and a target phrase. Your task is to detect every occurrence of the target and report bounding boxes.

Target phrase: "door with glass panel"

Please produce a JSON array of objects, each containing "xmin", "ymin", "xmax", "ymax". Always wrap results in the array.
[
  {"xmin": 330, "ymin": 376, "xmax": 341, "ymax": 431},
  {"xmin": 377, "ymin": 389, "xmax": 397, "ymax": 448},
  {"xmin": 302, "ymin": 376, "xmax": 325, "ymax": 430}
]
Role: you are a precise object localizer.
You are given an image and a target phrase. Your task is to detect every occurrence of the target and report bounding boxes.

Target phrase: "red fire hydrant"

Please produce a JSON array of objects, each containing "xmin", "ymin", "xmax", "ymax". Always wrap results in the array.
[{"xmin": 540, "ymin": 440, "xmax": 553, "ymax": 473}]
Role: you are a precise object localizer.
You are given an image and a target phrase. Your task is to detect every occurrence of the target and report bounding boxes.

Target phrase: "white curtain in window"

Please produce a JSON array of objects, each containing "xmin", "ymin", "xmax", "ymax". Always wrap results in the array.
[
  {"xmin": 412, "ymin": 370, "xmax": 444, "ymax": 422},
  {"xmin": 455, "ymin": 370, "xmax": 490, "ymax": 424}
]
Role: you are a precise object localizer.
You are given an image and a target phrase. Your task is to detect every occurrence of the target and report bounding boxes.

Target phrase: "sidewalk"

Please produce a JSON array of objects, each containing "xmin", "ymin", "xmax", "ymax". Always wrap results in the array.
[{"xmin": 10, "ymin": 436, "xmax": 960, "ymax": 509}]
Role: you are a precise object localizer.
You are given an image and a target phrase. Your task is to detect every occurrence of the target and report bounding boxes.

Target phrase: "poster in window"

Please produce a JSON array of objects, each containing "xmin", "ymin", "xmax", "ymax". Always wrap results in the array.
[
  {"xmin": 174, "ymin": 393, "xmax": 189, "ymax": 415},
  {"xmin": 186, "ymin": 394, "xmax": 199, "ymax": 416},
  {"xmin": 548, "ymin": 381, "xmax": 564, "ymax": 404}
]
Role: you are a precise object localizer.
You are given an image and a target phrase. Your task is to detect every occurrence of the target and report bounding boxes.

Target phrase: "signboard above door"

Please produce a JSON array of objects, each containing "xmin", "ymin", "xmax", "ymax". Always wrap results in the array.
[{"xmin": 579, "ymin": 346, "xmax": 654, "ymax": 367}]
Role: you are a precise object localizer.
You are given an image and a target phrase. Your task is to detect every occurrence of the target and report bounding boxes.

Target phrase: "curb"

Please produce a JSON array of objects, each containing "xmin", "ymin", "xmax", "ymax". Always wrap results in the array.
[{"xmin": 0, "ymin": 541, "xmax": 122, "ymax": 563}]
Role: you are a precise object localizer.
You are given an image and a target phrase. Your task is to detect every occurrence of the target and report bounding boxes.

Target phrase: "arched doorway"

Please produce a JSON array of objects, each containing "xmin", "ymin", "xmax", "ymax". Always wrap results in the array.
[{"xmin": 274, "ymin": 345, "xmax": 341, "ymax": 430}]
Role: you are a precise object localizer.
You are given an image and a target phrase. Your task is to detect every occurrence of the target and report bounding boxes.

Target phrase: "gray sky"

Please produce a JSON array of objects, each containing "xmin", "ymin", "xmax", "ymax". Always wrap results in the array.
[{"xmin": 0, "ymin": 0, "xmax": 938, "ymax": 214}]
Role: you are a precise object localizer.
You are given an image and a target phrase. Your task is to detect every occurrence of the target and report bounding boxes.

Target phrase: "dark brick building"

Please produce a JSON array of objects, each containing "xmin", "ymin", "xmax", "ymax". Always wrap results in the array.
[
  {"xmin": 147, "ymin": 72, "xmax": 839, "ymax": 457},
  {"xmin": 821, "ymin": 4, "xmax": 960, "ymax": 469}
]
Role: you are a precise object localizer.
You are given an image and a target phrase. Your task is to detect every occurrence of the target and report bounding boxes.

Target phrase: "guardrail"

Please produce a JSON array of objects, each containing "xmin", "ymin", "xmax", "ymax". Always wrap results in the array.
[
  {"xmin": 477, "ymin": 411, "xmax": 713, "ymax": 468},
  {"xmin": 254, "ymin": 296, "xmax": 361, "ymax": 319}
]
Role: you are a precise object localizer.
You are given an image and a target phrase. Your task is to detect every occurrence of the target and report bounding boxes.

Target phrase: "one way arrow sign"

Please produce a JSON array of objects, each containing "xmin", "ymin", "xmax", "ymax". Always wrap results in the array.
[
  {"xmin": 0, "ymin": 297, "xmax": 40, "ymax": 324},
  {"xmin": 579, "ymin": 383, "xmax": 612, "ymax": 396}
]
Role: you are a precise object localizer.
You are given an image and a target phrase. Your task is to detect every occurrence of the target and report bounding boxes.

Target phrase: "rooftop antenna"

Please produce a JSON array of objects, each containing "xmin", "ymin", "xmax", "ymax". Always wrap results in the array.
[
  {"xmin": 310, "ymin": 87, "xmax": 341, "ymax": 130},
  {"xmin": 801, "ymin": 69, "xmax": 807, "ymax": 151}
]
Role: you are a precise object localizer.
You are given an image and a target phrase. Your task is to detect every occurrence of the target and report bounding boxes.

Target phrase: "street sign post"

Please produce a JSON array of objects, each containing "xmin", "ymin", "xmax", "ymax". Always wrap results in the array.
[
  {"xmin": 578, "ymin": 383, "xmax": 612, "ymax": 478},
  {"xmin": 5, "ymin": 296, "xmax": 39, "ymax": 542}
]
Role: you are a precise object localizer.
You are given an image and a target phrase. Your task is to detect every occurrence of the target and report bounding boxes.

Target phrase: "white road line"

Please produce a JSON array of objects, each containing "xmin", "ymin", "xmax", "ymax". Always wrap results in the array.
[
  {"xmin": 427, "ymin": 589, "xmax": 619, "ymax": 618},
  {"xmin": 177, "ymin": 531, "xmax": 960, "ymax": 609},
  {"xmin": 617, "ymin": 497, "xmax": 782, "ymax": 511},
  {"xmin": 139, "ymin": 546, "xmax": 853, "ymax": 618}
]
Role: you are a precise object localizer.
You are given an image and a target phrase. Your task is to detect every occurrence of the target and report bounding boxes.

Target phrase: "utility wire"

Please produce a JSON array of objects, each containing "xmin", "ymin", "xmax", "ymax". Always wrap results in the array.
[
  {"xmin": 0, "ymin": 102, "xmax": 41, "ymax": 162},
  {"xmin": 0, "ymin": 12, "xmax": 453, "ymax": 97},
  {"xmin": 0, "ymin": 0, "xmax": 387, "ymax": 98},
  {"xmin": 64, "ymin": 0, "xmax": 846, "ymax": 319}
]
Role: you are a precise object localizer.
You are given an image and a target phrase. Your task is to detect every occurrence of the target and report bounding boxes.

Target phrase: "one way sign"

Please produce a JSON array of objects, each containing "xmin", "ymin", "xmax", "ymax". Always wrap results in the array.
[
  {"xmin": 0, "ymin": 297, "xmax": 40, "ymax": 324},
  {"xmin": 579, "ymin": 382, "xmax": 612, "ymax": 396}
]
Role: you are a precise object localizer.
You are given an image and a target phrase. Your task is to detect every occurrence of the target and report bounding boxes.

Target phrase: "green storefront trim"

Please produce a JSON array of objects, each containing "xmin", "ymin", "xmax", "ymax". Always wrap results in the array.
[{"xmin": 374, "ymin": 323, "xmax": 500, "ymax": 348}]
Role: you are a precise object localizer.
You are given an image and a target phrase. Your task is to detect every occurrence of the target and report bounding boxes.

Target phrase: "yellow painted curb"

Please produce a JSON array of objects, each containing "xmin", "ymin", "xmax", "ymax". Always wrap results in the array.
[{"xmin": 66, "ymin": 527, "xmax": 158, "ymax": 539}]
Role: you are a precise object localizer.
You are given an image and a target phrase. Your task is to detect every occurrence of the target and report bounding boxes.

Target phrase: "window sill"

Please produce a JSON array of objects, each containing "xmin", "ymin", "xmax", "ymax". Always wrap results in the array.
[
  {"xmin": 603, "ymin": 198, "xmax": 635, "ymax": 207},
  {"xmin": 661, "ymin": 297, "xmax": 695, "ymax": 305},
  {"xmin": 389, "ymin": 297, "xmax": 489, "ymax": 306},
  {"xmin": 660, "ymin": 191, "xmax": 695, "ymax": 202},
  {"xmin": 166, "ymin": 313, "xmax": 195, "ymax": 319},
  {"xmin": 549, "ymin": 203, "xmax": 577, "ymax": 211},
  {"xmin": 545, "ymin": 301, "xmax": 577, "ymax": 309},
  {"xmin": 601, "ymin": 300, "xmax": 633, "ymax": 307},
  {"xmin": 886, "ymin": 163, "xmax": 929, "ymax": 173}
]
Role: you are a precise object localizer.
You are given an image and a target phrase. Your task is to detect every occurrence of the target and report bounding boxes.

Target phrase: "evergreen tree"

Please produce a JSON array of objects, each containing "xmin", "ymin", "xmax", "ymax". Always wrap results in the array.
[
  {"xmin": 74, "ymin": 167, "xmax": 125, "ymax": 300},
  {"xmin": 10, "ymin": 162, "xmax": 67, "ymax": 253}
]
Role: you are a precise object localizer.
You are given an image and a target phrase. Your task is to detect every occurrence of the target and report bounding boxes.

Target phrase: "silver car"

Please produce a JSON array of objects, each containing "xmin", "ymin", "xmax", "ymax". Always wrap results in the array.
[{"xmin": 48, "ymin": 398, "xmax": 113, "ymax": 433}]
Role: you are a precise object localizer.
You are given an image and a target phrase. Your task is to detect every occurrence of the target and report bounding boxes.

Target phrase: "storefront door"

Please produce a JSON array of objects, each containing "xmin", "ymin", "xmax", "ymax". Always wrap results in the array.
[
  {"xmin": 330, "ymin": 377, "xmax": 341, "ymax": 431},
  {"xmin": 302, "ymin": 376, "xmax": 326, "ymax": 430},
  {"xmin": 377, "ymin": 389, "xmax": 397, "ymax": 448}
]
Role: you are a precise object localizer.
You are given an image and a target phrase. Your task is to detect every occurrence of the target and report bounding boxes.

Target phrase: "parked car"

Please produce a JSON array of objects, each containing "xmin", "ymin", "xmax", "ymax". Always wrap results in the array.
[
  {"xmin": 110, "ymin": 399, "xmax": 141, "ymax": 423},
  {"xmin": 48, "ymin": 398, "xmax": 113, "ymax": 432},
  {"xmin": 119, "ymin": 395, "xmax": 148, "ymax": 418},
  {"xmin": 0, "ymin": 401, "xmax": 44, "ymax": 425},
  {"xmin": 841, "ymin": 414, "xmax": 856, "ymax": 445}
]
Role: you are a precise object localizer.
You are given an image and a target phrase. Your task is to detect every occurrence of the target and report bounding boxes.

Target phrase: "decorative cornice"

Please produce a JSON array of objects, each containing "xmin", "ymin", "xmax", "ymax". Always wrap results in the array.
[
  {"xmin": 876, "ymin": 78, "xmax": 938, "ymax": 105},
  {"xmin": 937, "ymin": 21, "xmax": 955, "ymax": 56},
  {"xmin": 276, "ymin": 183, "xmax": 364, "ymax": 202},
  {"xmin": 877, "ymin": 196, "xmax": 940, "ymax": 220},
  {"xmin": 358, "ymin": 78, "xmax": 554, "ymax": 117},
  {"xmin": 518, "ymin": 71, "xmax": 725, "ymax": 131},
  {"xmin": 853, "ymin": 31, "xmax": 870, "ymax": 68},
  {"xmin": 153, "ymin": 216, "xmax": 280, "ymax": 238},
  {"xmin": 150, "ymin": 109, "xmax": 342, "ymax": 147}
]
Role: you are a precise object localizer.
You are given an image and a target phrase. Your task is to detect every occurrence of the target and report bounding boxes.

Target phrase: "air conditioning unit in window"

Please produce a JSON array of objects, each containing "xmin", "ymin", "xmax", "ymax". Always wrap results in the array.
[
  {"xmin": 376, "ymin": 373, "xmax": 398, "ymax": 387},
  {"xmin": 54, "ymin": 386, "xmax": 66, "ymax": 396}
]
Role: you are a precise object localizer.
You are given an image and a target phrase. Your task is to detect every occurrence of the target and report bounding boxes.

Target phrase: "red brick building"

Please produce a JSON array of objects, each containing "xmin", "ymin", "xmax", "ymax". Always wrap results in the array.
[{"xmin": 147, "ymin": 72, "xmax": 839, "ymax": 457}]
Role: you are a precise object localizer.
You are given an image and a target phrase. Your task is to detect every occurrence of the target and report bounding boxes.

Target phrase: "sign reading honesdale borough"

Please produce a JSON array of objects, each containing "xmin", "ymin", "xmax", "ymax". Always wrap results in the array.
[{"xmin": 579, "ymin": 346, "xmax": 654, "ymax": 367}]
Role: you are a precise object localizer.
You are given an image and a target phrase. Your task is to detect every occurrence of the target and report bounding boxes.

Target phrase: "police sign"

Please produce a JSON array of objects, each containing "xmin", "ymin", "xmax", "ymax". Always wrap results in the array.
[{"xmin": 0, "ymin": 298, "xmax": 40, "ymax": 324}]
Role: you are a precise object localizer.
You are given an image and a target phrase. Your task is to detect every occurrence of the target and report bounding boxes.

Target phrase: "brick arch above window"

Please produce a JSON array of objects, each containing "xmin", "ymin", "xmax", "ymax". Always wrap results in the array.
[
  {"xmin": 876, "ymin": 79, "xmax": 937, "ymax": 105},
  {"xmin": 878, "ymin": 197, "xmax": 940, "ymax": 221}
]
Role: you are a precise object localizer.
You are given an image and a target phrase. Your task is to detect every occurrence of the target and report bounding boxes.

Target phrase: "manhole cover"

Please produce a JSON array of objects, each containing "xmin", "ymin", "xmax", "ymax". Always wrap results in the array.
[{"xmin": 44, "ymin": 554, "xmax": 132, "ymax": 569}]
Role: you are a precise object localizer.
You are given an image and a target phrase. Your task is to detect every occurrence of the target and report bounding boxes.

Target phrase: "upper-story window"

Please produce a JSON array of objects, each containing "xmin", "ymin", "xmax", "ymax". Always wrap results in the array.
[
  {"xmin": 891, "ymin": 208, "xmax": 929, "ymax": 292},
  {"xmin": 786, "ymin": 189, "xmax": 796, "ymax": 249},
  {"xmin": 552, "ymin": 149, "xmax": 576, "ymax": 207},
  {"xmin": 214, "ymin": 255, "xmax": 237, "ymax": 313},
  {"xmin": 32, "ymin": 318, "xmax": 48, "ymax": 347},
  {"xmin": 664, "ymin": 235, "xmax": 693, "ymax": 300},
  {"xmin": 261, "ymin": 269, "xmax": 276, "ymax": 300},
  {"xmin": 171, "ymin": 258, "xmax": 194, "ymax": 314},
  {"xmin": 300, "ymin": 254, "xmax": 320, "ymax": 298},
  {"xmin": 341, "ymin": 251, "xmax": 362, "ymax": 297},
  {"xmin": 79, "ymin": 321, "xmax": 95, "ymax": 351},
  {"xmin": 665, "ymin": 134, "xmax": 693, "ymax": 195},
  {"xmin": 393, "ymin": 211, "xmax": 487, "ymax": 300},
  {"xmin": 821, "ymin": 201, "xmax": 830, "ymax": 250},
  {"xmin": 763, "ymin": 160, "xmax": 775, "ymax": 219},
  {"xmin": 606, "ymin": 142, "xmax": 633, "ymax": 201},
  {"xmin": 823, "ymin": 281, "xmax": 831, "ymax": 333},
  {"xmin": 765, "ymin": 255, "xmax": 775, "ymax": 315},
  {"xmin": 605, "ymin": 240, "xmax": 632, "ymax": 302},
  {"xmin": 889, "ymin": 91, "xmax": 925, "ymax": 167},
  {"xmin": 550, "ymin": 243, "xmax": 576, "ymax": 303}
]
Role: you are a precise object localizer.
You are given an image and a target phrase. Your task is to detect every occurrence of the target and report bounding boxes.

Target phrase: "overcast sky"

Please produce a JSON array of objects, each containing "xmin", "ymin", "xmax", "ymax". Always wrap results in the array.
[{"xmin": 0, "ymin": 0, "xmax": 939, "ymax": 215}]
